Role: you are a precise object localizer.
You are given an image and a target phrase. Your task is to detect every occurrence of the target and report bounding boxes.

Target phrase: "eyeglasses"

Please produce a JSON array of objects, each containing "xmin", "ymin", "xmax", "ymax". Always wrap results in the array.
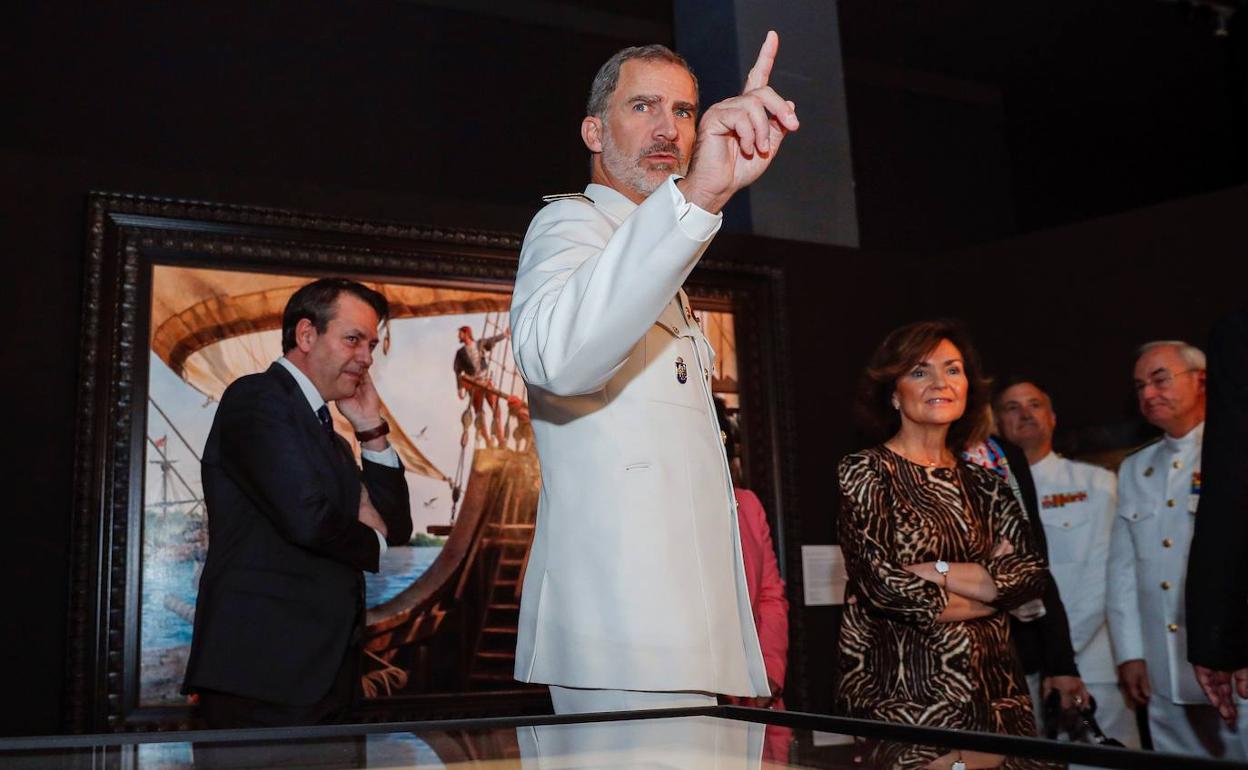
[{"xmin": 1134, "ymin": 368, "xmax": 1198, "ymax": 394}]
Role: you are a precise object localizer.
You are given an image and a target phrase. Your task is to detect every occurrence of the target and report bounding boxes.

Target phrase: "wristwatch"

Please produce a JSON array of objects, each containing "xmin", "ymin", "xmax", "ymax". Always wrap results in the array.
[
  {"xmin": 934, "ymin": 560, "xmax": 950, "ymax": 585},
  {"xmin": 354, "ymin": 418, "xmax": 390, "ymax": 442}
]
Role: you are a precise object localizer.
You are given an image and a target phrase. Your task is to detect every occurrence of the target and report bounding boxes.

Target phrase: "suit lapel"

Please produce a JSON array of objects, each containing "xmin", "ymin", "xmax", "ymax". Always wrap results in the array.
[{"xmin": 265, "ymin": 364, "xmax": 359, "ymax": 507}]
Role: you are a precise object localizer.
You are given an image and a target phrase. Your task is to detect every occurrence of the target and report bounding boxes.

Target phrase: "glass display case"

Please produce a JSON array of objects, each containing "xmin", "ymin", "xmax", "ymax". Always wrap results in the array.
[{"xmin": 2, "ymin": 706, "xmax": 1241, "ymax": 770}]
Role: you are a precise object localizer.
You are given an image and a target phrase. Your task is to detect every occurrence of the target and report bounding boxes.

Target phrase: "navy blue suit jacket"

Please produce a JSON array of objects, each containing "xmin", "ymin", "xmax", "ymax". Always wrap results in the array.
[{"xmin": 184, "ymin": 363, "xmax": 411, "ymax": 705}]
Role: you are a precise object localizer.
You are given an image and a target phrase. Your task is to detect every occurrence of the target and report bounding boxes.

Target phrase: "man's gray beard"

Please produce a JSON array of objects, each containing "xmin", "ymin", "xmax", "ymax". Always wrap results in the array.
[{"xmin": 601, "ymin": 131, "xmax": 687, "ymax": 198}]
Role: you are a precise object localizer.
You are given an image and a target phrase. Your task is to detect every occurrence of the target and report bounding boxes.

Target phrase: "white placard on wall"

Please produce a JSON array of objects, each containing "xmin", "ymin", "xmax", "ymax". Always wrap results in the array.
[{"xmin": 801, "ymin": 544, "xmax": 847, "ymax": 606}]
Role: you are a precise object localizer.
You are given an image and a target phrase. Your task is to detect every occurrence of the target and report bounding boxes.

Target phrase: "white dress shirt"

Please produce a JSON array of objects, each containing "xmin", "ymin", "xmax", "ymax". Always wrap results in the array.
[{"xmin": 276, "ymin": 356, "xmax": 396, "ymax": 555}]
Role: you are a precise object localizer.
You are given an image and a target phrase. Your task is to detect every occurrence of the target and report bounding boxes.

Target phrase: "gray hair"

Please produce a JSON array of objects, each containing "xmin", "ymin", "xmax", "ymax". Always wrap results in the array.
[
  {"xmin": 1137, "ymin": 340, "xmax": 1207, "ymax": 370},
  {"xmin": 586, "ymin": 44, "xmax": 698, "ymax": 119}
]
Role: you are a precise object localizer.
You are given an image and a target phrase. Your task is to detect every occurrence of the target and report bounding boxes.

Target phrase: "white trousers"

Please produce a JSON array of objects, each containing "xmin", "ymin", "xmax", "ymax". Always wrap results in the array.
[
  {"xmin": 1147, "ymin": 696, "xmax": 1248, "ymax": 761},
  {"xmin": 548, "ymin": 685, "xmax": 717, "ymax": 715}
]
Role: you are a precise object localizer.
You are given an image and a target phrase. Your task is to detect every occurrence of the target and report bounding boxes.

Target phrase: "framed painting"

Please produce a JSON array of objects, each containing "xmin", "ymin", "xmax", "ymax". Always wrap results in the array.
[{"xmin": 67, "ymin": 192, "xmax": 800, "ymax": 731}]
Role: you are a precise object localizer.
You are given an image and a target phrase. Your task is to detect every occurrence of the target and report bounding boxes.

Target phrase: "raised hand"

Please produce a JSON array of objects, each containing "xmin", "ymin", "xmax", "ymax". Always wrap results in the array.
[
  {"xmin": 678, "ymin": 31, "xmax": 800, "ymax": 213},
  {"xmin": 336, "ymin": 370, "xmax": 382, "ymax": 432}
]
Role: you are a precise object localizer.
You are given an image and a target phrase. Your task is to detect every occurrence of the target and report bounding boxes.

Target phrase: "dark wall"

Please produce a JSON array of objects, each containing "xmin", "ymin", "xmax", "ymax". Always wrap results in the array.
[
  {"xmin": 846, "ymin": 61, "xmax": 1016, "ymax": 250},
  {"xmin": 6, "ymin": 3, "xmax": 628, "ymax": 212}
]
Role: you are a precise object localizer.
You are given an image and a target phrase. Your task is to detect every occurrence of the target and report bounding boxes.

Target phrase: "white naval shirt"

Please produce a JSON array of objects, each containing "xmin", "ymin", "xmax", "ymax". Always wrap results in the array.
[
  {"xmin": 1106, "ymin": 422, "xmax": 1205, "ymax": 704},
  {"xmin": 1030, "ymin": 452, "xmax": 1118, "ymax": 683}
]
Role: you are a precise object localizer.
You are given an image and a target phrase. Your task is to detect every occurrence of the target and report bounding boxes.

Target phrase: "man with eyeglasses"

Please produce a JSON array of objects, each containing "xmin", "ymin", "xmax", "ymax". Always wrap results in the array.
[{"xmin": 1107, "ymin": 341, "xmax": 1248, "ymax": 758}]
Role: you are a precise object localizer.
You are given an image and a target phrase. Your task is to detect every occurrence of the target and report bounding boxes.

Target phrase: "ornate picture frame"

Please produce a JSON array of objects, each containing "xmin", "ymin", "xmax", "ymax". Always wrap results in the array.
[{"xmin": 67, "ymin": 192, "xmax": 801, "ymax": 732}]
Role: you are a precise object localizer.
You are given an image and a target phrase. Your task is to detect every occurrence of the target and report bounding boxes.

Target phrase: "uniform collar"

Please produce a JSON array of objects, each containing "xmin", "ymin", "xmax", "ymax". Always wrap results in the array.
[
  {"xmin": 1031, "ymin": 451, "xmax": 1060, "ymax": 475},
  {"xmin": 584, "ymin": 174, "xmax": 684, "ymax": 224},
  {"xmin": 1162, "ymin": 421, "xmax": 1204, "ymax": 454},
  {"xmin": 584, "ymin": 182, "xmax": 639, "ymax": 223},
  {"xmin": 276, "ymin": 356, "xmax": 326, "ymax": 414}
]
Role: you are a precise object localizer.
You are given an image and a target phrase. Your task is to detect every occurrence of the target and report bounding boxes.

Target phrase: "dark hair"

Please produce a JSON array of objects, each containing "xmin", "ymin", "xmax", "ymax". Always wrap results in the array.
[
  {"xmin": 281, "ymin": 278, "xmax": 389, "ymax": 353},
  {"xmin": 991, "ymin": 375, "xmax": 1055, "ymax": 414},
  {"xmin": 854, "ymin": 319, "xmax": 992, "ymax": 450},
  {"xmin": 586, "ymin": 44, "xmax": 699, "ymax": 119}
]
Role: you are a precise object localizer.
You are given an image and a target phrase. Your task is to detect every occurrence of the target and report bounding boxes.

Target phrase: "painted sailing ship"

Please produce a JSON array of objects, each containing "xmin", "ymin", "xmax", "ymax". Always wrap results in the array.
[{"xmin": 143, "ymin": 265, "xmax": 540, "ymax": 704}]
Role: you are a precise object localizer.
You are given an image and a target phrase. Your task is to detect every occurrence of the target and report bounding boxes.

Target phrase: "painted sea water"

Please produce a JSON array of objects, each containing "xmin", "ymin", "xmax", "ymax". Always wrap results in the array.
[
  {"xmin": 139, "ymin": 524, "xmax": 442, "ymax": 706},
  {"xmin": 368, "ymin": 545, "xmax": 444, "ymax": 606}
]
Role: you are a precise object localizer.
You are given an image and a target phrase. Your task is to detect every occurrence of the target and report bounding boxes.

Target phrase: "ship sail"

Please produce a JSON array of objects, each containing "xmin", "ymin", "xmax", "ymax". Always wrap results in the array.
[{"xmin": 149, "ymin": 265, "xmax": 510, "ymax": 481}]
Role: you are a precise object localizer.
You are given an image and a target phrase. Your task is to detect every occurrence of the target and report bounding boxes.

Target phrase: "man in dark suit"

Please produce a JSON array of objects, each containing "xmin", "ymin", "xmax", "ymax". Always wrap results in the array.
[
  {"xmin": 1188, "ymin": 308, "xmax": 1248, "ymax": 725},
  {"xmin": 183, "ymin": 278, "xmax": 412, "ymax": 728}
]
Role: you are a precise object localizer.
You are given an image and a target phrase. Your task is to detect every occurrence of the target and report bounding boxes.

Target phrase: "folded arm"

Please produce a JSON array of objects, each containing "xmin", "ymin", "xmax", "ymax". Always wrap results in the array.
[
  {"xmin": 981, "ymin": 476, "xmax": 1049, "ymax": 610},
  {"xmin": 837, "ymin": 454, "xmax": 947, "ymax": 625},
  {"xmin": 362, "ymin": 456, "xmax": 412, "ymax": 547},
  {"xmin": 218, "ymin": 386, "xmax": 381, "ymax": 572}
]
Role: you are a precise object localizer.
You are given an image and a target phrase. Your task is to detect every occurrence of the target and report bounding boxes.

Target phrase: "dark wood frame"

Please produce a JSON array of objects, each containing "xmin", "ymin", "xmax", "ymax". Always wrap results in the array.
[{"xmin": 67, "ymin": 191, "xmax": 802, "ymax": 732}]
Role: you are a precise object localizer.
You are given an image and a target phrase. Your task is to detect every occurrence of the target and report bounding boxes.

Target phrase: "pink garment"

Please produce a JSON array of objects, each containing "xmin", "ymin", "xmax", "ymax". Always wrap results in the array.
[
  {"xmin": 730, "ymin": 488, "xmax": 789, "ymax": 698},
  {"xmin": 729, "ymin": 488, "xmax": 792, "ymax": 763}
]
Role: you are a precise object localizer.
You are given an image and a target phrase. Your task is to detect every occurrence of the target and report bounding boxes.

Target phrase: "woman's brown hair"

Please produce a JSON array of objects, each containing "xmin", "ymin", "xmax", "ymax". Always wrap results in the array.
[{"xmin": 854, "ymin": 319, "xmax": 993, "ymax": 450}]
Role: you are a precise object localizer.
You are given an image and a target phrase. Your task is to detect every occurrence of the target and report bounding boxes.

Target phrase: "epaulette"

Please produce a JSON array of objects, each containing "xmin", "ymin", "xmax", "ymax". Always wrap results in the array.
[
  {"xmin": 1124, "ymin": 435, "xmax": 1164, "ymax": 458},
  {"xmin": 541, "ymin": 192, "xmax": 594, "ymax": 204}
]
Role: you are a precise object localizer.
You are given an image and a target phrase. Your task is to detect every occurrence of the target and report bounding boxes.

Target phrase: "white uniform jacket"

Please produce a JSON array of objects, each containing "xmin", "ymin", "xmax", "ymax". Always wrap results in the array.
[
  {"xmin": 509, "ymin": 177, "xmax": 768, "ymax": 697},
  {"xmin": 1030, "ymin": 453, "xmax": 1117, "ymax": 684},
  {"xmin": 1106, "ymin": 423, "xmax": 1205, "ymax": 703}
]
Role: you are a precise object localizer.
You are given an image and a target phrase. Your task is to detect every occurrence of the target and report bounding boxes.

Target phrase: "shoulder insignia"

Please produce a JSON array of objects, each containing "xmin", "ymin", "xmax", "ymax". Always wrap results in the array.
[
  {"xmin": 540, "ymin": 192, "xmax": 595, "ymax": 204},
  {"xmin": 1124, "ymin": 436, "xmax": 1164, "ymax": 459}
]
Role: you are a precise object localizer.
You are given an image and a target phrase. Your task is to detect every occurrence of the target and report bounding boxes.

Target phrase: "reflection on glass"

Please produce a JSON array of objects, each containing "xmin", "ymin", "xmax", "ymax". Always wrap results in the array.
[
  {"xmin": 0, "ymin": 713, "xmax": 1163, "ymax": 769},
  {"xmin": 518, "ymin": 716, "xmax": 762, "ymax": 770}
]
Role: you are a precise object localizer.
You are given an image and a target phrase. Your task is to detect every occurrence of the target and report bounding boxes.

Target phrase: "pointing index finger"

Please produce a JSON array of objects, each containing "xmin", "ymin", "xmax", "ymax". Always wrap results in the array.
[{"xmin": 743, "ymin": 30, "xmax": 778, "ymax": 93}]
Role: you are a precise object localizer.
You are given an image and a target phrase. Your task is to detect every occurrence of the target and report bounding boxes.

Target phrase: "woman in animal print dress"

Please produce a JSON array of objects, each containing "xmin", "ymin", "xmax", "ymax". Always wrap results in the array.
[{"xmin": 836, "ymin": 320, "xmax": 1050, "ymax": 768}]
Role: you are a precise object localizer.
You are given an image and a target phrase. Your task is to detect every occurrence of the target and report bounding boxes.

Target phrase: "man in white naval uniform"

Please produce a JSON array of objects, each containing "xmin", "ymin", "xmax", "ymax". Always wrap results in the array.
[
  {"xmin": 509, "ymin": 36, "xmax": 800, "ymax": 714},
  {"xmin": 996, "ymin": 380, "xmax": 1139, "ymax": 748},
  {"xmin": 1108, "ymin": 340, "xmax": 1248, "ymax": 759}
]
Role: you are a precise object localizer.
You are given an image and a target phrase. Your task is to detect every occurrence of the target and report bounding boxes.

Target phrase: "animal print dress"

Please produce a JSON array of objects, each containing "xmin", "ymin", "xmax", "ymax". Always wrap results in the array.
[{"xmin": 835, "ymin": 446, "xmax": 1047, "ymax": 739}]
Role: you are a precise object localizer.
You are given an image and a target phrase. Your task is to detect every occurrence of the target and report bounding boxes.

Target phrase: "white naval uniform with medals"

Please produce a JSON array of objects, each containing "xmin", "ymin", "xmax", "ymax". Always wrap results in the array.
[
  {"xmin": 509, "ymin": 176, "xmax": 769, "ymax": 711},
  {"xmin": 1030, "ymin": 452, "xmax": 1139, "ymax": 748},
  {"xmin": 1107, "ymin": 423, "xmax": 1248, "ymax": 759}
]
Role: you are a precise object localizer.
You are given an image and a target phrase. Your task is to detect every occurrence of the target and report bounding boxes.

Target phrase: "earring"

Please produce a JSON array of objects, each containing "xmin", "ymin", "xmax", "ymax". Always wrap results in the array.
[{"xmin": 891, "ymin": 399, "xmax": 900, "ymax": 410}]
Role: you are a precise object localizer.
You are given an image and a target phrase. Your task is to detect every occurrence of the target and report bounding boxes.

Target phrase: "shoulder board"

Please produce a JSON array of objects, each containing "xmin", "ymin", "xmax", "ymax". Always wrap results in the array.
[
  {"xmin": 1124, "ymin": 435, "xmax": 1164, "ymax": 458},
  {"xmin": 541, "ymin": 192, "xmax": 594, "ymax": 204}
]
